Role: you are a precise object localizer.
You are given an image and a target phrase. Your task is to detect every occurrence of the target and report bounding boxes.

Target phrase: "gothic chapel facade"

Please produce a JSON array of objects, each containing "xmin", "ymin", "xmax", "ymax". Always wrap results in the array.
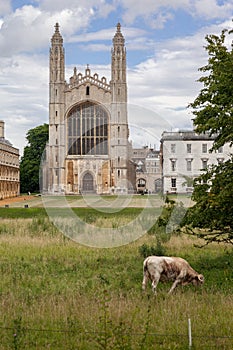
[{"xmin": 45, "ymin": 23, "xmax": 136, "ymax": 194}]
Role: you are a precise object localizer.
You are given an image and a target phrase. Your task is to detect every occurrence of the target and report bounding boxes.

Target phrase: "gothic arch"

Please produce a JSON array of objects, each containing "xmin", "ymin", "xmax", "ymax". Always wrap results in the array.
[
  {"xmin": 66, "ymin": 101, "xmax": 110, "ymax": 156},
  {"xmin": 136, "ymin": 178, "xmax": 146, "ymax": 194},
  {"xmin": 81, "ymin": 171, "xmax": 94, "ymax": 193}
]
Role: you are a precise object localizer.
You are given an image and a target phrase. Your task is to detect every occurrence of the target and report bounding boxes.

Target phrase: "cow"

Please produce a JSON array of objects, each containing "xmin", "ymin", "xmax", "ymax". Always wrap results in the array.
[{"xmin": 142, "ymin": 256, "xmax": 204, "ymax": 294}]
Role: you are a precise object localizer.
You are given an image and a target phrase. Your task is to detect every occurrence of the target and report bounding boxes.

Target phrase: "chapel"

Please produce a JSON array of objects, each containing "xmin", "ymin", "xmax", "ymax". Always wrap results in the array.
[{"xmin": 45, "ymin": 23, "xmax": 136, "ymax": 194}]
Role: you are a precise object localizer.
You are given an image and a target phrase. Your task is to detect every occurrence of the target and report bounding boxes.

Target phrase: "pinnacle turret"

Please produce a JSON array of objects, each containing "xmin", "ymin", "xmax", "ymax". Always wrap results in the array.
[
  {"xmin": 51, "ymin": 22, "xmax": 63, "ymax": 46},
  {"xmin": 113, "ymin": 22, "xmax": 125, "ymax": 47}
]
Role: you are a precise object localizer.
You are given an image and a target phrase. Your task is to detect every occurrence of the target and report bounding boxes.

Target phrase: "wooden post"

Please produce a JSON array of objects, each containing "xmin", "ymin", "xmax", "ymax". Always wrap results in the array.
[{"xmin": 188, "ymin": 318, "xmax": 192, "ymax": 349}]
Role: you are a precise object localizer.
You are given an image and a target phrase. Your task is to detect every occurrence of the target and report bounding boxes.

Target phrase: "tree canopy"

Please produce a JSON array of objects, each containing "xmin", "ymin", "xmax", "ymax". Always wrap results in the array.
[
  {"xmin": 20, "ymin": 124, "xmax": 49, "ymax": 193},
  {"xmin": 189, "ymin": 28, "xmax": 233, "ymax": 150},
  {"xmin": 182, "ymin": 27, "xmax": 233, "ymax": 244}
]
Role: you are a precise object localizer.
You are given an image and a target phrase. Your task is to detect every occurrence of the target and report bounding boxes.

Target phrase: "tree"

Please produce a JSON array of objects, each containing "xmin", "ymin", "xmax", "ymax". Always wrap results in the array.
[
  {"xmin": 190, "ymin": 28, "xmax": 233, "ymax": 150},
  {"xmin": 20, "ymin": 124, "xmax": 49, "ymax": 193},
  {"xmin": 182, "ymin": 27, "xmax": 233, "ymax": 244}
]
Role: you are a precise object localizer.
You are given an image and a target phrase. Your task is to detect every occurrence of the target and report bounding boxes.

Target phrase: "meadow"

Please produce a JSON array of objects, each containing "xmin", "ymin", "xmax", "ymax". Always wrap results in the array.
[{"xmin": 0, "ymin": 207, "xmax": 232, "ymax": 349}]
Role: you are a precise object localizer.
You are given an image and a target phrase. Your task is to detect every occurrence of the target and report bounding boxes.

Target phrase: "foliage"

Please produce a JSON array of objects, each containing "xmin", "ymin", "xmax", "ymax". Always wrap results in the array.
[
  {"xmin": 189, "ymin": 28, "xmax": 233, "ymax": 151},
  {"xmin": 138, "ymin": 241, "xmax": 166, "ymax": 258},
  {"xmin": 20, "ymin": 123, "xmax": 49, "ymax": 193},
  {"xmin": 182, "ymin": 156, "xmax": 233, "ymax": 245},
  {"xmin": 184, "ymin": 26, "xmax": 233, "ymax": 244},
  {"xmin": 147, "ymin": 196, "xmax": 185, "ymax": 237}
]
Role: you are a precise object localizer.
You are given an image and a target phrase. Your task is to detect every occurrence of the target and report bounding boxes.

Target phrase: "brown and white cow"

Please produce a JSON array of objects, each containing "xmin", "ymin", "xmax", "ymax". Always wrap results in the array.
[{"xmin": 142, "ymin": 256, "xmax": 204, "ymax": 294}]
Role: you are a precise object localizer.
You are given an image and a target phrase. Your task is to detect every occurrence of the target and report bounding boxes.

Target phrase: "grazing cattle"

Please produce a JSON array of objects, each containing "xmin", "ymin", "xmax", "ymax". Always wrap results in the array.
[{"xmin": 142, "ymin": 256, "xmax": 204, "ymax": 294}]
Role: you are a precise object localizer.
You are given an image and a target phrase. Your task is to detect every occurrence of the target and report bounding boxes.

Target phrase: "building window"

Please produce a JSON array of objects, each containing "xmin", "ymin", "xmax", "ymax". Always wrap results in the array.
[
  {"xmin": 187, "ymin": 144, "xmax": 191, "ymax": 153},
  {"xmin": 202, "ymin": 159, "xmax": 208, "ymax": 169},
  {"xmin": 171, "ymin": 144, "xmax": 176, "ymax": 153},
  {"xmin": 170, "ymin": 159, "xmax": 176, "ymax": 171},
  {"xmin": 67, "ymin": 102, "xmax": 108, "ymax": 155},
  {"xmin": 186, "ymin": 159, "xmax": 192, "ymax": 171},
  {"xmin": 202, "ymin": 144, "xmax": 207, "ymax": 153},
  {"xmin": 171, "ymin": 178, "xmax": 176, "ymax": 188},
  {"xmin": 86, "ymin": 86, "xmax": 90, "ymax": 95},
  {"xmin": 118, "ymin": 169, "xmax": 120, "ymax": 177}
]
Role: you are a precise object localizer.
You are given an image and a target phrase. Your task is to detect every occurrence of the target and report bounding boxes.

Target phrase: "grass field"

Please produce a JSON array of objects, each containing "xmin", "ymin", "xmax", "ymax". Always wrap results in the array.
[{"xmin": 0, "ymin": 206, "xmax": 232, "ymax": 349}]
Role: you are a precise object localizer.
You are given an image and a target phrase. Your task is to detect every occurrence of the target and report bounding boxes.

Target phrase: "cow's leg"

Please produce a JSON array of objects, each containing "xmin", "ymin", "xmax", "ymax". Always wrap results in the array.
[
  {"xmin": 168, "ymin": 278, "xmax": 181, "ymax": 294},
  {"xmin": 142, "ymin": 271, "xmax": 149, "ymax": 291},
  {"xmin": 151, "ymin": 273, "xmax": 160, "ymax": 294}
]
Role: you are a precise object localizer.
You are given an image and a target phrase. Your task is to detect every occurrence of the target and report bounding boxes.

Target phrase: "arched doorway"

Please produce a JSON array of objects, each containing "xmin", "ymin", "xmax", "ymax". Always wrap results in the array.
[
  {"xmin": 82, "ymin": 172, "xmax": 94, "ymax": 192},
  {"xmin": 136, "ymin": 178, "xmax": 146, "ymax": 194}
]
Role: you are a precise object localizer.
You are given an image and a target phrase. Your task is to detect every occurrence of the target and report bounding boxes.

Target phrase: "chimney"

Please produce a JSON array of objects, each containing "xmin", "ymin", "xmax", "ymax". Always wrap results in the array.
[{"xmin": 0, "ymin": 120, "xmax": 4, "ymax": 138}]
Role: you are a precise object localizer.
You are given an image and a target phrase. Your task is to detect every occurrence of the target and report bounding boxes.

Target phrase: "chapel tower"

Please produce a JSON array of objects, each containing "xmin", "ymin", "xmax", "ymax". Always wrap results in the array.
[
  {"xmin": 110, "ymin": 23, "xmax": 129, "ymax": 190},
  {"xmin": 48, "ymin": 23, "xmax": 66, "ymax": 192}
]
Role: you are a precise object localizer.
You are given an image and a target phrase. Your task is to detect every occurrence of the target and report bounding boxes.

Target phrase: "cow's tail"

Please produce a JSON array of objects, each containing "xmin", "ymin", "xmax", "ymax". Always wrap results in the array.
[{"xmin": 142, "ymin": 257, "xmax": 150, "ymax": 291}]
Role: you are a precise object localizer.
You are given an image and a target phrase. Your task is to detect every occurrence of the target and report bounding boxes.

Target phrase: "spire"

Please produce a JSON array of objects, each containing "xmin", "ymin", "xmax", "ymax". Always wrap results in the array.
[
  {"xmin": 55, "ymin": 22, "xmax": 59, "ymax": 33},
  {"xmin": 51, "ymin": 22, "xmax": 63, "ymax": 46},
  {"xmin": 113, "ymin": 22, "xmax": 125, "ymax": 47},
  {"xmin": 50, "ymin": 23, "xmax": 65, "ymax": 83}
]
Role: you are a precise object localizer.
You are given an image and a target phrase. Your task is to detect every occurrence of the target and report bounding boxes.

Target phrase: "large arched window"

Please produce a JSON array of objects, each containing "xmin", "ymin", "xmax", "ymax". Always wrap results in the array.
[{"xmin": 67, "ymin": 102, "xmax": 108, "ymax": 155}]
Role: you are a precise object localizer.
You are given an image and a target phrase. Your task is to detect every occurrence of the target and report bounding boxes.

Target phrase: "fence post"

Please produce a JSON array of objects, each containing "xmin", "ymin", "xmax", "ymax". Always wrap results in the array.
[{"xmin": 188, "ymin": 318, "xmax": 192, "ymax": 349}]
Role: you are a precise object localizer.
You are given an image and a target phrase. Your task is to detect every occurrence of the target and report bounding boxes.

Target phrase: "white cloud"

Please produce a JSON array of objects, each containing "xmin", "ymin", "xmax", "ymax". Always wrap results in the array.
[
  {"xmin": 194, "ymin": 0, "xmax": 233, "ymax": 19},
  {"xmin": 0, "ymin": 54, "xmax": 48, "ymax": 155},
  {"xmin": 0, "ymin": 0, "xmax": 11, "ymax": 16},
  {"xmin": 127, "ymin": 28, "xmax": 212, "ymax": 136},
  {"xmin": 0, "ymin": 4, "xmax": 95, "ymax": 56},
  {"xmin": 119, "ymin": 0, "xmax": 189, "ymax": 24},
  {"xmin": 119, "ymin": 0, "xmax": 233, "ymax": 26}
]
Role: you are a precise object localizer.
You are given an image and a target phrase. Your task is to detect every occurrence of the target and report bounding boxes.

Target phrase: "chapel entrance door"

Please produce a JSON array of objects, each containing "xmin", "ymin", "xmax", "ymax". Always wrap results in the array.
[{"xmin": 82, "ymin": 172, "xmax": 94, "ymax": 192}]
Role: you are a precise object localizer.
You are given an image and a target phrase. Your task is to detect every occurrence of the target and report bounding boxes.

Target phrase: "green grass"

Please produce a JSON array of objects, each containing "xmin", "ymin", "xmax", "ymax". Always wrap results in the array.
[
  {"xmin": 0, "ymin": 207, "xmax": 47, "ymax": 218},
  {"xmin": 0, "ymin": 216, "xmax": 232, "ymax": 349}
]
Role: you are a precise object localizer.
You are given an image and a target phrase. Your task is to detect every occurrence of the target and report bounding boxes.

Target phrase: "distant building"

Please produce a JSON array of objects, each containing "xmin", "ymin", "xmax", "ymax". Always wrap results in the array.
[
  {"xmin": 0, "ymin": 121, "xmax": 20, "ymax": 200},
  {"xmin": 131, "ymin": 146, "xmax": 162, "ymax": 194},
  {"xmin": 160, "ymin": 130, "xmax": 232, "ymax": 194},
  {"xmin": 44, "ymin": 23, "xmax": 136, "ymax": 195}
]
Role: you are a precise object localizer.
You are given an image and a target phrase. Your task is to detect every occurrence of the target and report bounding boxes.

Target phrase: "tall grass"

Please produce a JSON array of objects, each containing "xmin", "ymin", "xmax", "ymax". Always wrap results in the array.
[{"xmin": 0, "ymin": 217, "xmax": 232, "ymax": 349}]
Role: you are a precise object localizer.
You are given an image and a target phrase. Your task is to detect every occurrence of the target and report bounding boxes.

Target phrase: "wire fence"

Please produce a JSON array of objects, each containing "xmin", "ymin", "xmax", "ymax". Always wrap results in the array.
[{"xmin": 1, "ymin": 324, "xmax": 232, "ymax": 349}]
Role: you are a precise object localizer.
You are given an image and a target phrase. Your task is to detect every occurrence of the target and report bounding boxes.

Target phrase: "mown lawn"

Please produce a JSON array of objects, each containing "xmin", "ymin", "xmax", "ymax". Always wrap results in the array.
[{"xmin": 0, "ymin": 213, "xmax": 232, "ymax": 349}]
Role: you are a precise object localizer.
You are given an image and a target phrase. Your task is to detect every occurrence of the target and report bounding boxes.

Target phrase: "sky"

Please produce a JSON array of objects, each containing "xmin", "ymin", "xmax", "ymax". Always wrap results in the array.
[{"xmin": 0, "ymin": 0, "xmax": 233, "ymax": 156}]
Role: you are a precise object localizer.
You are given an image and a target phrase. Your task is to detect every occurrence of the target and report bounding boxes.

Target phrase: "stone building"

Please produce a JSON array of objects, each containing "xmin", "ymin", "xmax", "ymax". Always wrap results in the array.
[
  {"xmin": 44, "ymin": 23, "xmax": 136, "ymax": 194},
  {"xmin": 131, "ymin": 146, "xmax": 162, "ymax": 193},
  {"xmin": 0, "ymin": 121, "xmax": 20, "ymax": 199},
  {"xmin": 161, "ymin": 130, "xmax": 231, "ymax": 194}
]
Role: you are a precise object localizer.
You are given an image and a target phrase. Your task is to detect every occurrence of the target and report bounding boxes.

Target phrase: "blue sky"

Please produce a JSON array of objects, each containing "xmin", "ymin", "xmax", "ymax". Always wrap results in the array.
[{"xmin": 0, "ymin": 0, "xmax": 233, "ymax": 155}]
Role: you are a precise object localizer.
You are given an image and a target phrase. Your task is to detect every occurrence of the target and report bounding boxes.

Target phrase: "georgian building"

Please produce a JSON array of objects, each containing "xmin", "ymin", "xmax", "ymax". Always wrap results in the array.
[
  {"xmin": 44, "ymin": 23, "xmax": 136, "ymax": 195},
  {"xmin": 0, "ymin": 121, "xmax": 20, "ymax": 199},
  {"xmin": 160, "ymin": 130, "xmax": 232, "ymax": 194}
]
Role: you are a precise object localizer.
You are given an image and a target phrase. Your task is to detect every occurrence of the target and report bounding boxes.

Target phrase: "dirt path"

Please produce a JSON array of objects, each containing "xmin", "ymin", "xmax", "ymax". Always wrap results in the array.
[{"xmin": 0, "ymin": 196, "xmax": 33, "ymax": 207}]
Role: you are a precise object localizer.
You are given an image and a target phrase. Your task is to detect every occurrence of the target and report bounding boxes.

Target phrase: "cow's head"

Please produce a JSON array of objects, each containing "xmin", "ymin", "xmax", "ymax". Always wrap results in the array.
[{"xmin": 193, "ymin": 274, "xmax": 204, "ymax": 286}]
